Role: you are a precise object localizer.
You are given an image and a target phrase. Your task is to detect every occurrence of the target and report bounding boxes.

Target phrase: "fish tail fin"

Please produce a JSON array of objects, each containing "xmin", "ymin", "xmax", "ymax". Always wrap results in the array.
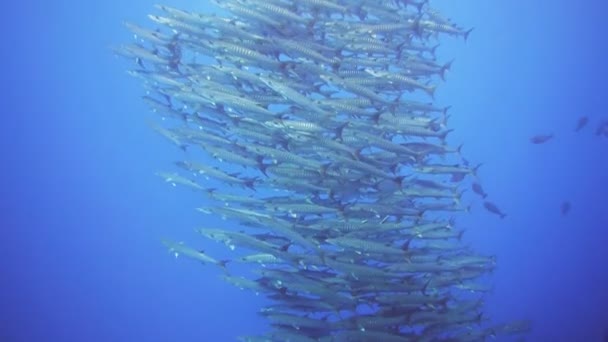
[
  {"xmin": 456, "ymin": 143, "xmax": 464, "ymax": 155},
  {"xmin": 306, "ymin": 17, "xmax": 317, "ymax": 33},
  {"xmin": 331, "ymin": 59, "xmax": 341, "ymax": 72},
  {"xmin": 243, "ymin": 178, "xmax": 257, "ymax": 191},
  {"xmin": 412, "ymin": 14, "xmax": 424, "ymax": 38},
  {"xmin": 473, "ymin": 163, "xmax": 483, "ymax": 176},
  {"xmin": 430, "ymin": 43, "xmax": 440, "ymax": 58},
  {"xmin": 277, "ymin": 61, "xmax": 288, "ymax": 72},
  {"xmin": 394, "ymin": 175, "xmax": 406, "ymax": 188},
  {"xmin": 440, "ymin": 128, "xmax": 454, "ymax": 141},
  {"xmin": 257, "ymin": 157, "xmax": 268, "ymax": 177},
  {"xmin": 427, "ymin": 84, "xmax": 437, "ymax": 99},
  {"xmin": 414, "ymin": 1, "xmax": 426, "ymax": 12},
  {"xmin": 396, "ymin": 41, "xmax": 407, "ymax": 60},
  {"xmin": 443, "ymin": 105, "xmax": 452, "ymax": 117},
  {"xmin": 422, "ymin": 278, "xmax": 431, "ymax": 296},
  {"xmin": 464, "ymin": 27, "xmax": 474, "ymax": 42},
  {"xmin": 351, "ymin": 5, "xmax": 366, "ymax": 21},
  {"xmin": 334, "ymin": 122, "xmax": 349, "ymax": 140},
  {"xmin": 371, "ymin": 111, "xmax": 382, "ymax": 124},
  {"xmin": 440, "ymin": 59, "xmax": 454, "ymax": 81},
  {"xmin": 318, "ymin": 250, "xmax": 327, "ymax": 265},
  {"xmin": 353, "ymin": 148, "xmax": 363, "ymax": 161},
  {"xmin": 401, "ymin": 238, "xmax": 412, "ymax": 251},
  {"xmin": 320, "ymin": 162, "xmax": 332, "ymax": 177},
  {"xmin": 448, "ymin": 217, "xmax": 456, "ymax": 229}
]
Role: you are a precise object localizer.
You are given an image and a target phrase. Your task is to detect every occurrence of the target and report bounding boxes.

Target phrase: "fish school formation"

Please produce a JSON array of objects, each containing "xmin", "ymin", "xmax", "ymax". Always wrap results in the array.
[{"xmin": 119, "ymin": 0, "xmax": 529, "ymax": 340}]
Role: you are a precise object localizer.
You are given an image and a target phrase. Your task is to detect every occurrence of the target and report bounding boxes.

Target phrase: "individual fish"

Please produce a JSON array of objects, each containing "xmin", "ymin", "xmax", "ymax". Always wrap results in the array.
[
  {"xmin": 222, "ymin": 275, "xmax": 265, "ymax": 293},
  {"xmin": 258, "ymin": 75, "xmax": 332, "ymax": 117},
  {"xmin": 596, "ymin": 120, "xmax": 608, "ymax": 136},
  {"xmin": 560, "ymin": 201, "xmax": 571, "ymax": 216},
  {"xmin": 325, "ymin": 237, "xmax": 408, "ymax": 256},
  {"xmin": 530, "ymin": 133, "xmax": 554, "ymax": 144},
  {"xmin": 156, "ymin": 172, "xmax": 204, "ymax": 191},
  {"xmin": 114, "ymin": 43, "xmax": 169, "ymax": 66},
  {"xmin": 471, "ymin": 182, "xmax": 488, "ymax": 199},
  {"xmin": 450, "ymin": 172, "xmax": 467, "ymax": 182},
  {"xmin": 419, "ymin": 19, "xmax": 475, "ymax": 41},
  {"xmin": 574, "ymin": 116, "xmax": 589, "ymax": 132},
  {"xmin": 483, "ymin": 201, "xmax": 507, "ymax": 219},
  {"xmin": 161, "ymin": 239, "xmax": 227, "ymax": 268},
  {"xmin": 239, "ymin": 253, "xmax": 285, "ymax": 266},
  {"xmin": 175, "ymin": 161, "xmax": 257, "ymax": 190},
  {"xmin": 416, "ymin": 163, "xmax": 481, "ymax": 177},
  {"xmin": 124, "ymin": 21, "xmax": 172, "ymax": 46}
]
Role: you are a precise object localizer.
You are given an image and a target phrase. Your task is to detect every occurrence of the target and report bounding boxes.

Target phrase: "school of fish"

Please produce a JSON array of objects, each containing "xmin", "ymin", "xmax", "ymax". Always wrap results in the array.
[{"xmin": 118, "ymin": 0, "xmax": 530, "ymax": 340}]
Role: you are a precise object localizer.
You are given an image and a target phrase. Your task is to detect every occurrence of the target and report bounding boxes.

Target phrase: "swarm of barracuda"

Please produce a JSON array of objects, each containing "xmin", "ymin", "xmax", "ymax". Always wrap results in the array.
[{"xmin": 119, "ymin": 0, "xmax": 529, "ymax": 340}]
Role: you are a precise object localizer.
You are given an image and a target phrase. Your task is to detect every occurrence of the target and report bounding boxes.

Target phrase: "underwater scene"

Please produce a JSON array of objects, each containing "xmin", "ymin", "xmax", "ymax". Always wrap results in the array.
[{"xmin": 2, "ymin": 0, "xmax": 607, "ymax": 341}]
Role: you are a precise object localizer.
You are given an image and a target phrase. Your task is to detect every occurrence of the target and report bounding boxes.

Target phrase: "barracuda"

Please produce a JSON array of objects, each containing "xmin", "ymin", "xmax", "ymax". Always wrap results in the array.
[{"xmin": 121, "ymin": 2, "xmax": 529, "ymax": 340}]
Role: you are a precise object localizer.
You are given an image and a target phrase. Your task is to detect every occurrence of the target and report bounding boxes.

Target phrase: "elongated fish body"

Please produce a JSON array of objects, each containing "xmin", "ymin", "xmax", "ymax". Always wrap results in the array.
[
  {"xmin": 472, "ymin": 182, "xmax": 488, "ymax": 198},
  {"xmin": 416, "ymin": 164, "xmax": 480, "ymax": 176},
  {"xmin": 560, "ymin": 201, "xmax": 571, "ymax": 216},
  {"xmin": 258, "ymin": 76, "xmax": 332, "ymax": 117},
  {"xmin": 574, "ymin": 116, "xmax": 589, "ymax": 132},
  {"xmin": 175, "ymin": 161, "xmax": 256, "ymax": 189},
  {"xmin": 124, "ymin": 21, "xmax": 172, "ymax": 46},
  {"xmin": 156, "ymin": 172, "xmax": 204, "ymax": 191},
  {"xmin": 530, "ymin": 133, "xmax": 554, "ymax": 144},
  {"xmin": 161, "ymin": 239, "xmax": 225, "ymax": 267},
  {"xmin": 483, "ymin": 201, "xmax": 506, "ymax": 219},
  {"xmin": 419, "ymin": 20, "xmax": 474, "ymax": 41}
]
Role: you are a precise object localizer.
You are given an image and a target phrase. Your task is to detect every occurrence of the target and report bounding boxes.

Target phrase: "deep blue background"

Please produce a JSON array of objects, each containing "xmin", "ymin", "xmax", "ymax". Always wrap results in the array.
[{"xmin": 1, "ymin": 1, "xmax": 606, "ymax": 341}]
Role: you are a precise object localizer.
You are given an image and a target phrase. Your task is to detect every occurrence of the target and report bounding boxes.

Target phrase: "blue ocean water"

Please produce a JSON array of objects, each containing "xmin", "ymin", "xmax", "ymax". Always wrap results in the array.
[{"xmin": 1, "ymin": 1, "xmax": 607, "ymax": 341}]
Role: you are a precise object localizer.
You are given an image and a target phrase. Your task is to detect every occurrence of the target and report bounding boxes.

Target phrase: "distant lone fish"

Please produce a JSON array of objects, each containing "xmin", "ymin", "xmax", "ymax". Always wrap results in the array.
[
  {"xmin": 471, "ymin": 182, "xmax": 488, "ymax": 199},
  {"xmin": 530, "ymin": 134, "xmax": 554, "ymax": 144},
  {"xmin": 483, "ymin": 201, "xmax": 506, "ymax": 219},
  {"xmin": 574, "ymin": 116, "xmax": 589, "ymax": 132},
  {"xmin": 560, "ymin": 201, "xmax": 571, "ymax": 216},
  {"xmin": 596, "ymin": 120, "xmax": 608, "ymax": 136}
]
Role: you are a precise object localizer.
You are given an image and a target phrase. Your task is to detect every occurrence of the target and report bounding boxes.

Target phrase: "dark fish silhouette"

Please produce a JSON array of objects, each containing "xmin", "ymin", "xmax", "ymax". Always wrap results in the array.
[
  {"xmin": 574, "ymin": 116, "xmax": 589, "ymax": 132},
  {"xmin": 471, "ymin": 182, "xmax": 488, "ymax": 199},
  {"xmin": 450, "ymin": 172, "xmax": 466, "ymax": 182},
  {"xmin": 483, "ymin": 201, "xmax": 506, "ymax": 219},
  {"xmin": 530, "ymin": 134, "xmax": 554, "ymax": 144},
  {"xmin": 560, "ymin": 201, "xmax": 571, "ymax": 216},
  {"xmin": 596, "ymin": 120, "xmax": 608, "ymax": 136}
]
